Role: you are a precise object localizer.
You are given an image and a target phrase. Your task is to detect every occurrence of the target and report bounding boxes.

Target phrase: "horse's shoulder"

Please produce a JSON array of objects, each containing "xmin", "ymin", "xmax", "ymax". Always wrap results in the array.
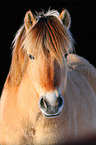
[{"xmin": 67, "ymin": 54, "xmax": 96, "ymax": 94}]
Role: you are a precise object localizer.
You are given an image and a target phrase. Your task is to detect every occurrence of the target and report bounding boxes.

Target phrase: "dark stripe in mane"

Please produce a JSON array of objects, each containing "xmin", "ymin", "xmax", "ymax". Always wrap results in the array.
[{"xmin": 24, "ymin": 15, "xmax": 73, "ymax": 63}]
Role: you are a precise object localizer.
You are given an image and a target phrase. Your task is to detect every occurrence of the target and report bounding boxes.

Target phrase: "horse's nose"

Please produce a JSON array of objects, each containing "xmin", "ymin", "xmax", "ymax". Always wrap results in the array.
[{"xmin": 39, "ymin": 92, "xmax": 64, "ymax": 118}]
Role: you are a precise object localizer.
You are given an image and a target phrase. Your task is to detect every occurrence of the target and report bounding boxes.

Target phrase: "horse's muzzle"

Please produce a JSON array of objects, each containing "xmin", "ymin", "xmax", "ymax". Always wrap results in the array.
[{"xmin": 39, "ymin": 92, "xmax": 64, "ymax": 118}]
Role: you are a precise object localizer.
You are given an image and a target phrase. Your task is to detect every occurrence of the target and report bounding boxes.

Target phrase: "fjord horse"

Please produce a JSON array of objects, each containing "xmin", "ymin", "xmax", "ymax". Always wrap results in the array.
[{"xmin": 0, "ymin": 9, "xmax": 96, "ymax": 145}]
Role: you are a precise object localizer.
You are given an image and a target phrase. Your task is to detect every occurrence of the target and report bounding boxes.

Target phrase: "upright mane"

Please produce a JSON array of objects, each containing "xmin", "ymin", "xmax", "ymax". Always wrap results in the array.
[{"xmin": 8, "ymin": 10, "xmax": 73, "ymax": 86}]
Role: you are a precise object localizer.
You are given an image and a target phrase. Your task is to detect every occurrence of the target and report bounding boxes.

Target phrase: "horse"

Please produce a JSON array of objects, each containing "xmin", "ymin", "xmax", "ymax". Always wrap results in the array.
[{"xmin": 0, "ymin": 9, "xmax": 96, "ymax": 145}]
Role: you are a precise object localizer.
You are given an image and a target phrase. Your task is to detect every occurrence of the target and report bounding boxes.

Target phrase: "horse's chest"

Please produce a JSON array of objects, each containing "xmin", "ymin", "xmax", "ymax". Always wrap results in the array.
[{"xmin": 20, "ymin": 126, "xmax": 36, "ymax": 145}]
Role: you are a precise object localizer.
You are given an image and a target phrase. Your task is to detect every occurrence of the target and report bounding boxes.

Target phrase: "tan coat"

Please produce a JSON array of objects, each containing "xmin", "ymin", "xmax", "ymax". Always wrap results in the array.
[
  {"xmin": 0, "ymin": 54, "xmax": 96, "ymax": 144},
  {"xmin": 0, "ymin": 9, "xmax": 96, "ymax": 145}
]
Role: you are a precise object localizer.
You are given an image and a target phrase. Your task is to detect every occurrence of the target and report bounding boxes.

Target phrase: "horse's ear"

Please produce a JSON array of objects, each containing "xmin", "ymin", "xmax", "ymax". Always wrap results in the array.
[
  {"xmin": 59, "ymin": 9, "xmax": 71, "ymax": 29},
  {"xmin": 24, "ymin": 10, "xmax": 36, "ymax": 30}
]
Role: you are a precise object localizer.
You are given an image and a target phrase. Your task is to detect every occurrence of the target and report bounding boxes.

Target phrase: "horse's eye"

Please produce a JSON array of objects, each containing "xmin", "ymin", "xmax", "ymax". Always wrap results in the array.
[
  {"xmin": 65, "ymin": 53, "xmax": 68, "ymax": 59},
  {"xmin": 47, "ymin": 49, "xmax": 50, "ymax": 53},
  {"xmin": 29, "ymin": 54, "xmax": 35, "ymax": 60}
]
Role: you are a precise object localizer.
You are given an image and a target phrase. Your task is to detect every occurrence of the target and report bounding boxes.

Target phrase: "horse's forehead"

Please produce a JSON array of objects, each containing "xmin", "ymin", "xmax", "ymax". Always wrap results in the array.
[{"xmin": 24, "ymin": 15, "xmax": 72, "ymax": 65}]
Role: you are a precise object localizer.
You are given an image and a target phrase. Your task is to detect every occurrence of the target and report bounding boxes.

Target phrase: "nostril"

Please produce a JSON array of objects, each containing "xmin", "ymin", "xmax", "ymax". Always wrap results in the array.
[
  {"xmin": 57, "ymin": 96, "xmax": 64, "ymax": 108},
  {"xmin": 39, "ymin": 97, "xmax": 48, "ymax": 110}
]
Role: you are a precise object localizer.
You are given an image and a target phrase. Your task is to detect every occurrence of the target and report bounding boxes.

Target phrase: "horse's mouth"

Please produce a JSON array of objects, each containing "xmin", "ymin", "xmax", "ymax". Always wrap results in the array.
[{"xmin": 43, "ymin": 112, "xmax": 61, "ymax": 118}]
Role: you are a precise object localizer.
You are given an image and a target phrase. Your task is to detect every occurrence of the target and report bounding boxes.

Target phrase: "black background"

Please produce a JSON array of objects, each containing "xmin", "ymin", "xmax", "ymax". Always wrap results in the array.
[{"xmin": 0, "ymin": 0, "xmax": 96, "ymax": 95}]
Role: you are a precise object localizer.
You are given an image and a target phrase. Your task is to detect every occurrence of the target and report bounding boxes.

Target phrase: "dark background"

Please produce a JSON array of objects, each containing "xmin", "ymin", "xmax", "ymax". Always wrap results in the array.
[{"xmin": 0, "ymin": 0, "xmax": 96, "ymax": 95}]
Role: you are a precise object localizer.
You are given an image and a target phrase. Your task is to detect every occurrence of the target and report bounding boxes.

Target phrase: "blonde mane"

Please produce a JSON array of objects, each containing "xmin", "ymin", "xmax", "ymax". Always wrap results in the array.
[{"xmin": 8, "ymin": 10, "xmax": 73, "ymax": 86}]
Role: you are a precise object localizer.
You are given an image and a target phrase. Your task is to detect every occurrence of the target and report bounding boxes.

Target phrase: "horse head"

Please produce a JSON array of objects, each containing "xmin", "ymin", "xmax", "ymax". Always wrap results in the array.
[
  {"xmin": 12, "ymin": 9, "xmax": 73, "ymax": 118},
  {"xmin": 23, "ymin": 9, "xmax": 72, "ymax": 118}
]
